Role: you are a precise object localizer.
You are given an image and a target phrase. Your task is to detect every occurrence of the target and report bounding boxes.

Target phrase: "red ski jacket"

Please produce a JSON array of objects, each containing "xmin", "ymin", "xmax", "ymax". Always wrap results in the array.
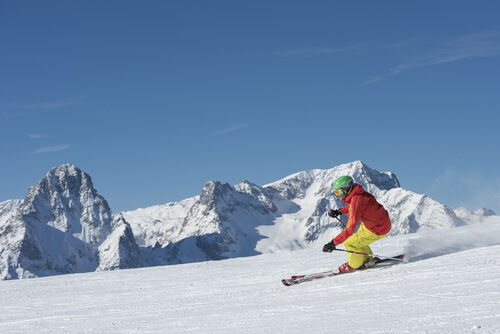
[{"xmin": 333, "ymin": 184, "xmax": 391, "ymax": 246}]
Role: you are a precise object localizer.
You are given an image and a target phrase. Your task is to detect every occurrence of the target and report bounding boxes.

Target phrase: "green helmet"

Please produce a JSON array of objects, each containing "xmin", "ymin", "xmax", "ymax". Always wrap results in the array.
[
  {"xmin": 333, "ymin": 175, "xmax": 353, "ymax": 189},
  {"xmin": 333, "ymin": 175, "xmax": 354, "ymax": 198}
]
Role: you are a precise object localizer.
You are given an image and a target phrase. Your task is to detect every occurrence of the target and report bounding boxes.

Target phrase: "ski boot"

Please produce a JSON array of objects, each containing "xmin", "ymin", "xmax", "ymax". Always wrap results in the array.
[
  {"xmin": 339, "ymin": 258, "xmax": 374, "ymax": 273},
  {"xmin": 339, "ymin": 262, "xmax": 357, "ymax": 273}
]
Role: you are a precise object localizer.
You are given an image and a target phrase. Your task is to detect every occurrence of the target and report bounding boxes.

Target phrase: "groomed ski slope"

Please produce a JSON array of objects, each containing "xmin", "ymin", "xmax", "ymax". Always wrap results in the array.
[{"xmin": 1, "ymin": 220, "xmax": 499, "ymax": 334}]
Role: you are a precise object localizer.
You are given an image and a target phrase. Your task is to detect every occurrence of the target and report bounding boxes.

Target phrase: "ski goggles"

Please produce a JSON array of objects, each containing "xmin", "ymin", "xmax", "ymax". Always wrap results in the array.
[
  {"xmin": 334, "ymin": 184, "xmax": 353, "ymax": 197},
  {"xmin": 333, "ymin": 188, "xmax": 344, "ymax": 197}
]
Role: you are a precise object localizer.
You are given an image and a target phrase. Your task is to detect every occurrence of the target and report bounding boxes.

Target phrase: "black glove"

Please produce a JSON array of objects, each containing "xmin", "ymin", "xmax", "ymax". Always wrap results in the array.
[
  {"xmin": 328, "ymin": 209, "xmax": 341, "ymax": 218},
  {"xmin": 323, "ymin": 240, "xmax": 336, "ymax": 252}
]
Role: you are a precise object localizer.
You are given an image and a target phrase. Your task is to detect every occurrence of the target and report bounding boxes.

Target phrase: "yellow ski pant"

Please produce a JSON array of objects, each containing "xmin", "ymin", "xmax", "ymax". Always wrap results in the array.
[{"xmin": 343, "ymin": 223, "xmax": 387, "ymax": 268}]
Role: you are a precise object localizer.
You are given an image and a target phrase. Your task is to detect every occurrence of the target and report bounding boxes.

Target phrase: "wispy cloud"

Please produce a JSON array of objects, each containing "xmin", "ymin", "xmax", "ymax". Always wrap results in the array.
[
  {"xmin": 27, "ymin": 134, "xmax": 47, "ymax": 139},
  {"xmin": 277, "ymin": 45, "xmax": 361, "ymax": 59},
  {"xmin": 364, "ymin": 31, "xmax": 500, "ymax": 85},
  {"xmin": 9, "ymin": 97, "xmax": 82, "ymax": 111},
  {"xmin": 33, "ymin": 144, "xmax": 70, "ymax": 154},
  {"xmin": 210, "ymin": 124, "xmax": 248, "ymax": 136},
  {"xmin": 387, "ymin": 38, "xmax": 418, "ymax": 49}
]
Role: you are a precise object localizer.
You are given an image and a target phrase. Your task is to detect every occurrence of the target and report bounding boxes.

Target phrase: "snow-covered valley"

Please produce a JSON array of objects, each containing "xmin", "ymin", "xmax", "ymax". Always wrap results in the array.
[{"xmin": 1, "ymin": 220, "xmax": 499, "ymax": 333}]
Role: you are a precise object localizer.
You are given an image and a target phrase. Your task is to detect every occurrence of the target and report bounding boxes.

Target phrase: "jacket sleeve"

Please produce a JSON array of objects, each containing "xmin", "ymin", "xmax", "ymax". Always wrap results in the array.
[
  {"xmin": 339, "ymin": 205, "xmax": 349, "ymax": 215},
  {"xmin": 333, "ymin": 197, "xmax": 362, "ymax": 246}
]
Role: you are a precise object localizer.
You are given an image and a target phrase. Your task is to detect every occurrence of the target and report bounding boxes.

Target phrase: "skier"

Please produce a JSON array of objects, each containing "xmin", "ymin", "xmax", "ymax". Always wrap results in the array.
[{"xmin": 322, "ymin": 175, "xmax": 392, "ymax": 273}]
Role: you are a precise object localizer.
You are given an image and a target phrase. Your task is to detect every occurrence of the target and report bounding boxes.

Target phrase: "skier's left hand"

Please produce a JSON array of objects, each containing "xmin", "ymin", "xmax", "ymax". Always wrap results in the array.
[
  {"xmin": 328, "ymin": 209, "xmax": 341, "ymax": 218},
  {"xmin": 322, "ymin": 240, "xmax": 336, "ymax": 252}
]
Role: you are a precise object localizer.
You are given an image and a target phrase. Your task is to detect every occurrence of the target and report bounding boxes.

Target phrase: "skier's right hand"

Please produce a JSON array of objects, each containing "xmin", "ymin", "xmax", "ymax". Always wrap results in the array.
[
  {"xmin": 323, "ymin": 240, "xmax": 336, "ymax": 252},
  {"xmin": 328, "ymin": 209, "xmax": 341, "ymax": 218}
]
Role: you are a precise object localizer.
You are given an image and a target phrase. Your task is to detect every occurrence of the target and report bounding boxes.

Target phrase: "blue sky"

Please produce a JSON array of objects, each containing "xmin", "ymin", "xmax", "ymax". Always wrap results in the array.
[{"xmin": 1, "ymin": 1, "xmax": 500, "ymax": 213}]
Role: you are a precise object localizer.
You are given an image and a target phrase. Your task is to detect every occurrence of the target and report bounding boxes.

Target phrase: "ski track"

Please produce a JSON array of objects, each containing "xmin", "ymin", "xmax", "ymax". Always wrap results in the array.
[{"xmin": 1, "ymin": 223, "xmax": 500, "ymax": 333}]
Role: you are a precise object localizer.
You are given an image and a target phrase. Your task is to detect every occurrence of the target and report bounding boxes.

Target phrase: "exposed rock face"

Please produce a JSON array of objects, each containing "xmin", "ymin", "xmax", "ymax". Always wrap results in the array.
[
  {"xmin": 98, "ymin": 215, "xmax": 143, "ymax": 271},
  {"xmin": 0, "ymin": 165, "xmax": 141, "ymax": 279},
  {"xmin": 134, "ymin": 180, "xmax": 286, "ymax": 266},
  {"xmin": 21, "ymin": 164, "xmax": 113, "ymax": 245},
  {"xmin": 0, "ymin": 200, "xmax": 22, "ymax": 223}
]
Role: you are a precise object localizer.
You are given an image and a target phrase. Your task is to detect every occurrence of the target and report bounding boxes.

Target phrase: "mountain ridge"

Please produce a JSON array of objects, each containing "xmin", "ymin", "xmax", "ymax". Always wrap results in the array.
[{"xmin": 0, "ymin": 161, "xmax": 497, "ymax": 279}]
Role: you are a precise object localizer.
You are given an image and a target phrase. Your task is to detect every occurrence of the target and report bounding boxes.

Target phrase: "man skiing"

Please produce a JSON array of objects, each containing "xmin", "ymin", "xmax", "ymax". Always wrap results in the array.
[{"xmin": 322, "ymin": 175, "xmax": 391, "ymax": 273}]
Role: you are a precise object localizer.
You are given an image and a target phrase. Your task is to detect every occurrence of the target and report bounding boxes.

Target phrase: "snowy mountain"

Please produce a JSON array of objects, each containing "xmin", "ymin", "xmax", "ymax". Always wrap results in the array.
[
  {"xmin": 1, "ymin": 220, "xmax": 499, "ymax": 333},
  {"xmin": 1, "ymin": 161, "xmax": 497, "ymax": 280},
  {"xmin": 0, "ymin": 164, "xmax": 141, "ymax": 279},
  {"xmin": 127, "ymin": 181, "xmax": 285, "ymax": 266},
  {"xmin": 97, "ymin": 214, "xmax": 143, "ymax": 271},
  {"xmin": 122, "ymin": 161, "xmax": 494, "ymax": 266},
  {"xmin": 454, "ymin": 207, "xmax": 497, "ymax": 224}
]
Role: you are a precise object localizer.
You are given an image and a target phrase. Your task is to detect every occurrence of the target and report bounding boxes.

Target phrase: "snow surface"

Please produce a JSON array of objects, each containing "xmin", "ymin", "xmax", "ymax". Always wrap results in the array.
[{"xmin": 1, "ymin": 220, "xmax": 499, "ymax": 333}]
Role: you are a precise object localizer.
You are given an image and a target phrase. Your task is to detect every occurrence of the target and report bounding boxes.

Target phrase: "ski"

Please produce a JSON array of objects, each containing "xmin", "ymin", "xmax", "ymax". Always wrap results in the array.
[
  {"xmin": 372, "ymin": 253, "xmax": 406, "ymax": 264},
  {"xmin": 282, "ymin": 269, "xmax": 340, "ymax": 286},
  {"xmin": 282, "ymin": 254, "xmax": 406, "ymax": 286}
]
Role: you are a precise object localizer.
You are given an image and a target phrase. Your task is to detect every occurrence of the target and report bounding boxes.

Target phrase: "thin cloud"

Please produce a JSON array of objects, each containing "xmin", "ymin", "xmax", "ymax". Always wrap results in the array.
[
  {"xmin": 364, "ymin": 31, "xmax": 500, "ymax": 85},
  {"xmin": 387, "ymin": 38, "xmax": 419, "ymax": 49},
  {"xmin": 210, "ymin": 124, "xmax": 248, "ymax": 136},
  {"xmin": 33, "ymin": 144, "xmax": 70, "ymax": 154},
  {"xmin": 9, "ymin": 98, "xmax": 82, "ymax": 111},
  {"xmin": 277, "ymin": 45, "xmax": 361, "ymax": 59},
  {"xmin": 27, "ymin": 134, "xmax": 47, "ymax": 139}
]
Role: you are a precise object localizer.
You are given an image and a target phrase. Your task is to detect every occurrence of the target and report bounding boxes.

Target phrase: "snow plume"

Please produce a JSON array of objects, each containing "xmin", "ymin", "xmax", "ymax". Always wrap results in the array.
[{"xmin": 405, "ymin": 217, "xmax": 500, "ymax": 262}]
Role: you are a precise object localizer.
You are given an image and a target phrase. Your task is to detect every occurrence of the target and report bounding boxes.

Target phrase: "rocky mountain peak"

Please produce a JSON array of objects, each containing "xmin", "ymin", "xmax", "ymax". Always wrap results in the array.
[
  {"xmin": 475, "ymin": 208, "xmax": 496, "ymax": 216},
  {"xmin": 199, "ymin": 181, "xmax": 233, "ymax": 210},
  {"xmin": 348, "ymin": 160, "xmax": 400, "ymax": 190},
  {"xmin": 21, "ymin": 164, "xmax": 112, "ymax": 246},
  {"xmin": 0, "ymin": 164, "xmax": 145, "ymax": 279}
]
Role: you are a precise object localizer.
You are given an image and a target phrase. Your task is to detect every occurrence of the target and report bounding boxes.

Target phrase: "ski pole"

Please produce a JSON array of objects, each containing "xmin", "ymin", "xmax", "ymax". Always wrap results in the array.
[
  {"xmin": 333, "ymin": 248, "xmax": 404, "ymax": 261},
  {"xmin": 334, "ymin": 216, "xmax": 346, "ymax": 228}
]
